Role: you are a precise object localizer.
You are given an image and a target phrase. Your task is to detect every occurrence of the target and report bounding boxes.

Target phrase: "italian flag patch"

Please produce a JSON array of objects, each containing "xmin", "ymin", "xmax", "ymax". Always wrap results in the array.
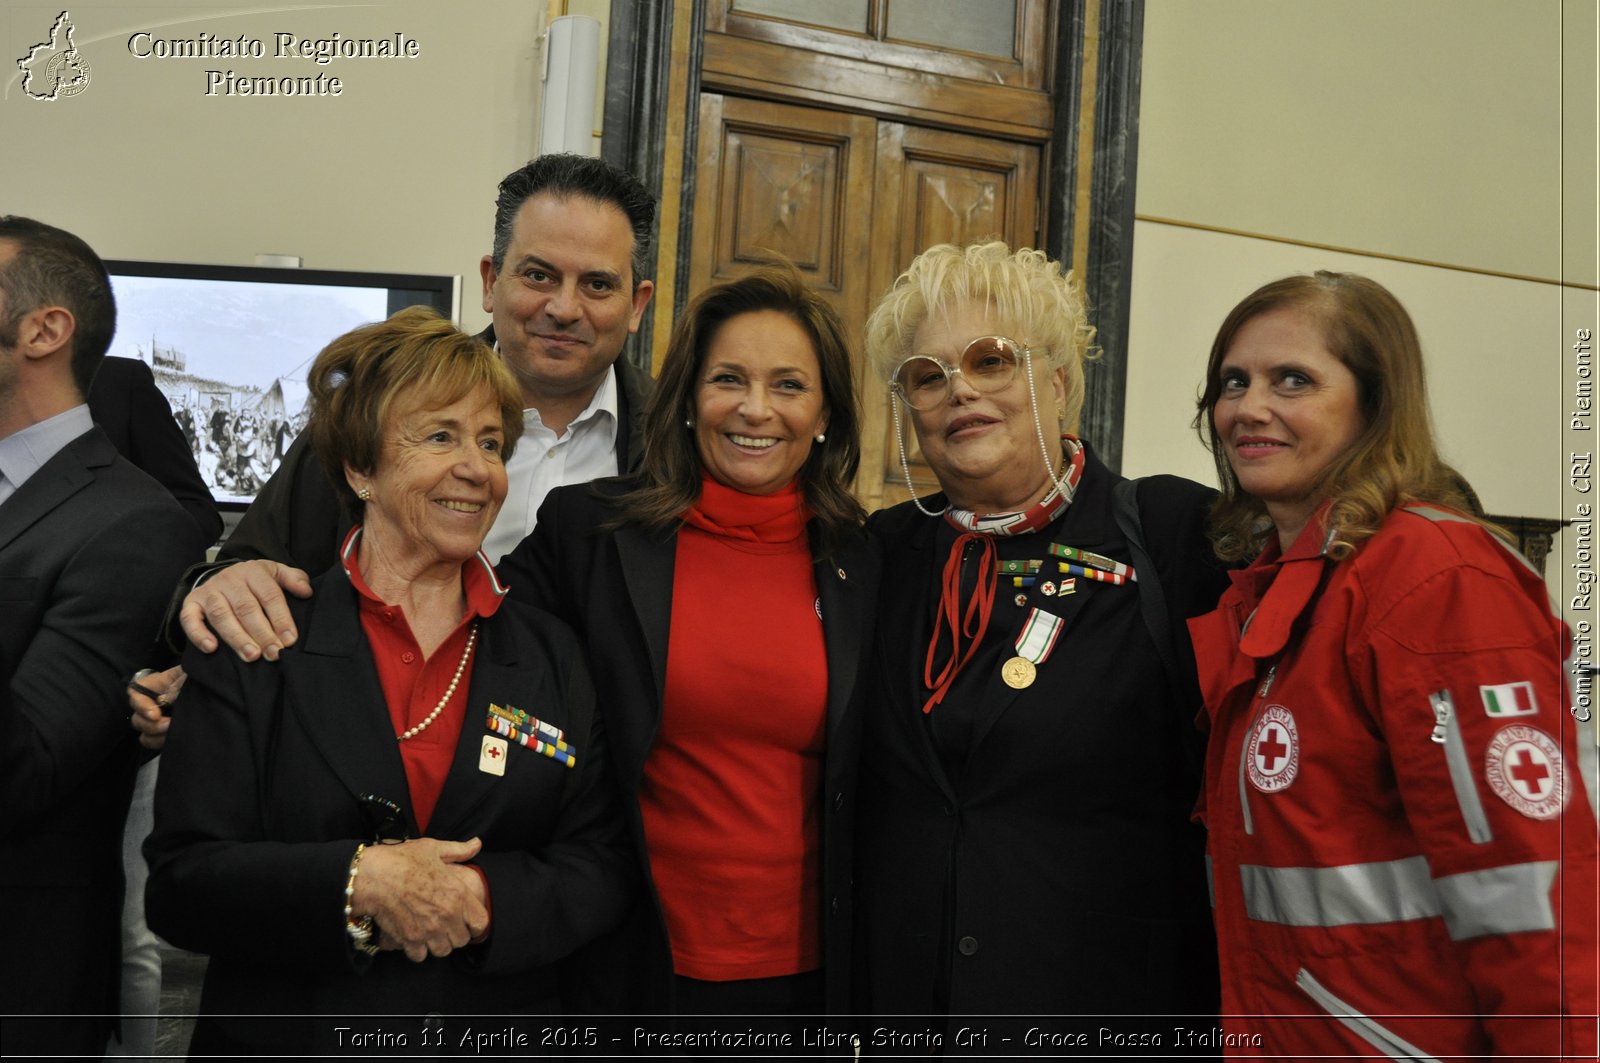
[{"xmin": 1480, "ymin": 681, "xmax": 1538, "ymax": 717}]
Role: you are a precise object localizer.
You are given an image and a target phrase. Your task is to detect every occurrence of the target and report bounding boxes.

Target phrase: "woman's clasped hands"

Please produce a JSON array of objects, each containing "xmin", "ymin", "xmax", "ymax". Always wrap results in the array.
[{"xmin": 349, "ymin": 837, "xmax": 490, "ymax": 963}]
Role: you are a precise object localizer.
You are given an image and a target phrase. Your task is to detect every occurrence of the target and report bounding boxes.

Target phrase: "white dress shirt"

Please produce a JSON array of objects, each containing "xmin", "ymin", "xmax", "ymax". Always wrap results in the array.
[
  {"xmin": 480, "ymin": 368, "xmax": 619, "ymax": 563},
  {"xmin": 0, "ymin": 404, "xmax": 94, "ymax": 508}
]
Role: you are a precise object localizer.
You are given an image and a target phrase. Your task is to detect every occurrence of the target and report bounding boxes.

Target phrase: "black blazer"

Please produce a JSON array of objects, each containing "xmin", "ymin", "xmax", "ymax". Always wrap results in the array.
[
  {"xmin": 144, "ymin": 567, "xmax": 635, "ymax": 1055},
  {"xmin": 212, "ymin": 345, "xmax": 654, "ymax": 580},
  {"xmin": 854, "ymin": 449, "xmax": 1225, "ymax": 1031},
  {"xmin": 87, "ymin": 355, "xmax": 223, "ymax": 551},
  {"xmin": 497, "ymin": 478, "xmax": 881, "ymax": 1015},
  {"xmin": 0, "ymin": 427, "xmax": 200, "ymax": 1056}
]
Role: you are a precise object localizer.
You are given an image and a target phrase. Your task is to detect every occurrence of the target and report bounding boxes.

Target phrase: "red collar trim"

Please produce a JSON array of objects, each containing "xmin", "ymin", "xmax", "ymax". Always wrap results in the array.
[
  {"xmin": 1231, "ymin": 500, "xmax": 1336, "ymax": 660},
  {"xmin": 338, "ymin": 524, "xmax": 507, "ymax": 619}
]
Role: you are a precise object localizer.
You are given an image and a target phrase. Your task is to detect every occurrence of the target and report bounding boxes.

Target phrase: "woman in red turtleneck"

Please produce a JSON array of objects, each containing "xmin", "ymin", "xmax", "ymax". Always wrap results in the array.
[{"xmin": 499, "ymin": 260, "xmax": 879, "ymax": 1027}]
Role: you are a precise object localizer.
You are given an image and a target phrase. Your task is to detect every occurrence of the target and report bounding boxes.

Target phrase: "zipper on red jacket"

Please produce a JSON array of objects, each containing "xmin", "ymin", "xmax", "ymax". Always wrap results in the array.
[
  {"xmin": 1429, "ymin": 689, "xmax": 1494, "ymax": 844},
  {"xmin": 1238, "ymin": 661, "xmax": 1280, "ymax": 836},
  {"xmin": 1258, "ymin": 662, "xmax": 1278, "ymax": 699}
]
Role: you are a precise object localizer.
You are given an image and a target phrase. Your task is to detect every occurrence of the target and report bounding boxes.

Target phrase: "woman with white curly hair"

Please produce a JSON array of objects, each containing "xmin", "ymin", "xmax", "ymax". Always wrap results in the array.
[{"xmin": 855, "ymin": 242, "xmax": 1225, "ymax": 1029}]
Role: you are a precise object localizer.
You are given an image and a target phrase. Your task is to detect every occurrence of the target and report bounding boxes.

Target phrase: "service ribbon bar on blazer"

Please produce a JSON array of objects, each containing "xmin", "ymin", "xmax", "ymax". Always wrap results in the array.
[
  {"xmin": 1056, "ymin": 560, "xmax": 1131, "ymax": 586},
  {"xmin": 1048, "ymin": 543, "xmax": 1136, "ymax": 581},
  {"xmin": 486, "ymin": 710, "xmax": 577, "ymax": 767},
  {"xmin": 487, "ymin": 701, "xmax": 567, "ymax": 744}
]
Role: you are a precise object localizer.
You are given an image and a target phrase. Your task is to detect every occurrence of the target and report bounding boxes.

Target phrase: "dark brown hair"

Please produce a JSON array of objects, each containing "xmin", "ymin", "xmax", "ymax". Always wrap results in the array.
[
  {"xmin": 612, "ymin": 258, "xmax": 865, "ymax": 556},
  {"xmin": 0, "ymin": 215, "xmax": 115, "ymax": 396},
  {"xmin": 489, "ymin": 153, "xmax": 655, "ymax": 285}
]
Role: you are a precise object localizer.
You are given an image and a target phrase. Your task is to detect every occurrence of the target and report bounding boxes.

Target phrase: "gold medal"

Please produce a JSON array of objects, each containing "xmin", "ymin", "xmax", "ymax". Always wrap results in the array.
[{"xmin": 1001, "ymin": 656, "xmax": 1037, "ymax": 689}]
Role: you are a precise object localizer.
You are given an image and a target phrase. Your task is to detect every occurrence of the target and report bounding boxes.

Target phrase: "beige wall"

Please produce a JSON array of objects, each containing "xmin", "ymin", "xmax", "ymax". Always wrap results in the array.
[
  {"xmin": 1136, "ymin": 0, "xmax": 1585, "ymax": 284},
  {"xmin": 1126, "ymin": 0, "xmax": 1597, "ymax": 617},
  {"xmin": 1, "ymin": 0, "xmax": 565, "ymax": 336},
  {"xmin": 1123, "ymin": 223, "xmax": 1568, "ymax": 518}
]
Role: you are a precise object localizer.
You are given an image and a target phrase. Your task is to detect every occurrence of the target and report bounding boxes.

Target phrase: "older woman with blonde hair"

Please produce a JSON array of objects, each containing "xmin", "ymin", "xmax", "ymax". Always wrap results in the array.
[
  {"xmin": 145, "ymin": 307, "xmax": 632, "ymax": 1055},
  {"xmin": 855, "ymin": 241, "xmax": 1225, "ymax": 1029},
  {"xmin": 1188, "ymin": 271, "xmax": 1597, "ymax": 1059}
]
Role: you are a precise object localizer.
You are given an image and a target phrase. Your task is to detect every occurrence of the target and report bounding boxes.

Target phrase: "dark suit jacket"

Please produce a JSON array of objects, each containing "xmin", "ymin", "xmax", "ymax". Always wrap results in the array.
[
  {"xmin": 144, "ymin": 567, "xmax": 635, "ymax": 1055},
  {"xmin": 855, "ymin": 450, "xmax": 1225, "ymax": 1031},
  {"xmin": 212, "ymin": 342, "xmax": 653, "ymax": 580},
  {"xmin": 0, "ymin": 427, "xmax": 200, "ymax": 1056},
  {"xmin": 88, "ymin": 355, "xmax": 223, "ymax": 551},
  {"xmin": 497, "ymin": 478, "xmax": 880, "ymax": 1016}
]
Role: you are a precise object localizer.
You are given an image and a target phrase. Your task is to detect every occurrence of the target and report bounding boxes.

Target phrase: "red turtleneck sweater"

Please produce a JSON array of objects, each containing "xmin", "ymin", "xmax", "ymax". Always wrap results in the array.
[{"xmin": 640, "ymin": 475, "xmax": 828, "ymax": 981}]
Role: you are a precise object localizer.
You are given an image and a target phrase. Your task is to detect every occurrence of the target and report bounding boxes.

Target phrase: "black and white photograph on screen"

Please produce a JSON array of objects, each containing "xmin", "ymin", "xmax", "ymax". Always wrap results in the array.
[{"xmin": 105, "ymin": 268, "xmax": 451, "ymax": 506}]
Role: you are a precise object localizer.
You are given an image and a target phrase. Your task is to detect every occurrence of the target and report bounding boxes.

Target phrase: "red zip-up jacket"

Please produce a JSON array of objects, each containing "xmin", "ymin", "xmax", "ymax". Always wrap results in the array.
[{"xmin": 1189, "ymin": 503, "xmax": 1597, "ymax": 1060}]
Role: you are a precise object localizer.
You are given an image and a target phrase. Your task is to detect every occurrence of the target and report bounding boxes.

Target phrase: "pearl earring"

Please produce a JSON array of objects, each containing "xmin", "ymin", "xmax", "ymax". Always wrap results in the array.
[
  {"xmin": 815, "ymin": 433, "xmax": 826, "ymax": 443},
  {"xmin": 684, "ymin": 418, "xmax": 693, "ymax": 428}
]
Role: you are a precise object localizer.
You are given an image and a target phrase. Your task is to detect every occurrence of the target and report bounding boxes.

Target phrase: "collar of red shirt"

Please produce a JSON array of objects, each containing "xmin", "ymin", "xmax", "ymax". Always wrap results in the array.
[{"xmin": 337, "ymin": 524, "xmax": 510, "ymax": 619}]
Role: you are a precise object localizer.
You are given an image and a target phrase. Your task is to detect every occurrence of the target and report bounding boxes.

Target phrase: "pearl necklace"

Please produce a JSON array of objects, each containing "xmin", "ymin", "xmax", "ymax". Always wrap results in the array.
[{"xmin": 397, "ymin": 622, "xmax": 478, "ymax": 741}]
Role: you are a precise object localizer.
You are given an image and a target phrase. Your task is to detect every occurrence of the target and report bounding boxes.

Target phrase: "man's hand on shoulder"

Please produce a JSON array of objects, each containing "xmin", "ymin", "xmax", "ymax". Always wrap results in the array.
[{"xmin": 180, "ymin": 559, "xmax": 313, "ymax": 661}]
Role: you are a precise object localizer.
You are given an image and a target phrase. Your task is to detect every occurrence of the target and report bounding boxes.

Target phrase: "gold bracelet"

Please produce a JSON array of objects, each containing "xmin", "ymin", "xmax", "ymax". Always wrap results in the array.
[{"xmin": 344, "ymin": 843, "xmax": 378, "ymax": 956}]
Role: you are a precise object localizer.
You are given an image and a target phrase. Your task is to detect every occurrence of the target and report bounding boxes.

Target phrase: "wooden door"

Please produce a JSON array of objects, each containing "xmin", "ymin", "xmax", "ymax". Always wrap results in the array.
[
  {"xmin": 622, "ymin": 2, "xmax": 1144, "ymax": 480},
  {"xmin": 688, "ymin": 97, "xmax": 1040, "ymax": 512},
  {"xmin": 687, "ymin": 95, "xmax": 877, "ymax": 339},
  {"xmin": 862, "ymin": 124, "xmax": 1040, "ymax": 510},
  {"xmin": 683, "ymin": 0, "xmax": 1053, "ymax": 510}
]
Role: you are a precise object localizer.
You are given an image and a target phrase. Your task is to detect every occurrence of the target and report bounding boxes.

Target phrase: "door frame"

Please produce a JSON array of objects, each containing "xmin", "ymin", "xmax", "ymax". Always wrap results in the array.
[{"xmin": 601, "ymin": 0, "xmax": 1145, "ymax": 469}]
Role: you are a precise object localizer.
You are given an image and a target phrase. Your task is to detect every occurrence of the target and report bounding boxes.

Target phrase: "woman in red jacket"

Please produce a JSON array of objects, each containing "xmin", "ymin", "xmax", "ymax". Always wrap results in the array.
[{"xmin": 1188, "ymin": 270, "xmax": 1597, "ymax": 1060}]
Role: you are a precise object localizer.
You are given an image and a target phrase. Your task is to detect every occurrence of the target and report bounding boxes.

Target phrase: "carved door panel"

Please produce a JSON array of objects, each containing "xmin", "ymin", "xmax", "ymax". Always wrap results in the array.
[
  {"xmin": 861, "ymin": 124, "xmax": 1041, "ymax": 510},
  {"xmin": 688, "ymin": 95, "xmax": 1040, "ymax": 512},
  {"xmin": 688, "ymin": 94, "xmax": 877, "ymax": 341}
]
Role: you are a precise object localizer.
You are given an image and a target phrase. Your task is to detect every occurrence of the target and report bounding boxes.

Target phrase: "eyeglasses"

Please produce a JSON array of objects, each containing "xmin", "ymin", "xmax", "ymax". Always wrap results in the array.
[{"xmin": 889, "ymin": 336, "xmax": 1042, "ymax": 411}]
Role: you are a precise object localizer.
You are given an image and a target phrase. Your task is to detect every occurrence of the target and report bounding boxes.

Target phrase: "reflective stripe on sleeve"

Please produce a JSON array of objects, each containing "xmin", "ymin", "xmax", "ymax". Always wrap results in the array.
[
  {"xmin": 1434, "ymin": 861, "xmax": 1557, "ymax": 940},
  {"xmin": 1241, "ymin": 855, "xmax": 1440, "ymax": 927},
  {"xmin": 1401, "ymin": 505, "xmax": 1545, "ymax": 583},
  {"xmin": 1242, "ymin": 856, "xmax": 1560, "ymax": 941}
]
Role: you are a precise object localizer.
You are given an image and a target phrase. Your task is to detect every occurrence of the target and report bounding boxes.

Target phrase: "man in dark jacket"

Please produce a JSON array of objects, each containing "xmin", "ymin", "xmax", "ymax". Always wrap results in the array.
[
  {"xmin": 204, "ymin": 153, "xmax": 657, "ymax": 582},
  {"xmin": 135, "ymin": 155, "xmax": 658, "ymax": 695},
  {"xmin": 88, "ymin": 355, "xmax": 223, "ymax": 550},
  {"xmin": 0, "ymin": 217, "xmax": 199, "ymax": 1057},
  {"xmin": 86, "ymin": 353, "xmax": 222, "ymax": 1058}
]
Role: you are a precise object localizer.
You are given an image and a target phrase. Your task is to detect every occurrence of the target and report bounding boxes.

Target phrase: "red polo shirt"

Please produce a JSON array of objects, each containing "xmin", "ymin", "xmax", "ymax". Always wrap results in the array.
[{"xmin": 339, "ymin": 526, "xmax": 508, "ymax": 834}]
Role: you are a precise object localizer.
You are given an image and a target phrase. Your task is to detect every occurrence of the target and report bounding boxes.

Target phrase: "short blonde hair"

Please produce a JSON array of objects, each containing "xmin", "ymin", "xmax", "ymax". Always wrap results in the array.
[
  {"xmin": 306, "ymin": 306, "xmax": 524, "ymax": 514},
  {"xmin": 864, "ymin": 241, "xmax": 1096, "ymax": 432}
]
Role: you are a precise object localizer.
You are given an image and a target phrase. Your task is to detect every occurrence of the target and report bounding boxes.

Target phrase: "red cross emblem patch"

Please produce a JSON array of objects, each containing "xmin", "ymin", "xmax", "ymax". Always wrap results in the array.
[
  {"xmin": 1246, "ymin": 705, "xmax": 1300, "ymax": 793},
  {"xmin": 479, "ymin": 734, "xmax": 509, "ymax": 777},
  {"xmin": 1484, "ymin": 725, "xmax": 1566, "ymax": 819}
]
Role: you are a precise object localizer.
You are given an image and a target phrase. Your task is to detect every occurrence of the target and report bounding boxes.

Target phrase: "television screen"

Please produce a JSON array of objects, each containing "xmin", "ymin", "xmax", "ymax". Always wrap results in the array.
[{"xmin": 104, "ymin": 261, "xmax": 459, "ymax": 509}]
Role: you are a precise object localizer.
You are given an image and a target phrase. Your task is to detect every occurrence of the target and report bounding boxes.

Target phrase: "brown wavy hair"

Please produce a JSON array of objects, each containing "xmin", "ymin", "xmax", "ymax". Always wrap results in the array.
[
  {"xmin": 1195, "ymin": 271, "xmax": 1482, "ymax": 562},
  {"xmin": 306, "ymin": 305, "xmax": 524, "ymax": 516},
  {"xmin": 610, "ymin": 257, "xmax": 865, "ymax": 557}
]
